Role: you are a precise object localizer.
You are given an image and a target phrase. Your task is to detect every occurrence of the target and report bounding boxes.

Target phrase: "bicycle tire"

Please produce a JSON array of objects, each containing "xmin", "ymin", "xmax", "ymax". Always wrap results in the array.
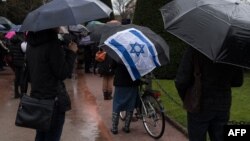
[{"xmin": 141, "ymin": 94, "xmax": 165, "ymax": 139}]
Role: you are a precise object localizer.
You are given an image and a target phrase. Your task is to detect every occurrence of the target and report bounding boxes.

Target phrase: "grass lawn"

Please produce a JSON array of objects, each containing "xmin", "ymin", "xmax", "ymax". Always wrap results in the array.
[{"xmin": 153, "ymin": 72, "xmax": 250, "ymax": 128}]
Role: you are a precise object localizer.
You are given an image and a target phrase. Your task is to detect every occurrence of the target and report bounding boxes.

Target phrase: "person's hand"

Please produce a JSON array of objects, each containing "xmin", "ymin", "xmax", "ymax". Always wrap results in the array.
[{"xmin": 68, "ymin": 41, "xmax": 78, "ymax": 53}]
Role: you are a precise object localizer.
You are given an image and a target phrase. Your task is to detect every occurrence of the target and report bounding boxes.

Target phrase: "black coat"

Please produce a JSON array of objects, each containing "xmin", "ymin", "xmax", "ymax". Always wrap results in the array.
[
  {"xmin": 97, "ymin": 55, "xmax": 114, "ymax": 76},
  {"xmin": 9, "ymin": 36, "xmax": 25, "ymax": 67},
  {"xmin": 175, "ymin": 47, "xmax": 243, "ymax": 111},
  {"xmin": 26, "ymin": 29, "xmax": 76, "ymax": 112},
  {"xmin": 112, "ymin": 62, "xmax": 140, "ymax": 87}
]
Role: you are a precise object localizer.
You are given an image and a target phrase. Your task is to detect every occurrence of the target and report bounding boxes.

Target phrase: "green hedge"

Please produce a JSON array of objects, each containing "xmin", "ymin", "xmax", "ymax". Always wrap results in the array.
[{"xmin": 133, "ymin": 0, "xmax": 189, "ymax": 79}]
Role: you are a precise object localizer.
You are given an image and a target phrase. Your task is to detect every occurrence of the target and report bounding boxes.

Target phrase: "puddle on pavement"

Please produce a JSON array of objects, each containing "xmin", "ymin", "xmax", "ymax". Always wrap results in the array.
[{"xmin": 67, "ymin": 75, "xmax": 104, "ymax": 141}]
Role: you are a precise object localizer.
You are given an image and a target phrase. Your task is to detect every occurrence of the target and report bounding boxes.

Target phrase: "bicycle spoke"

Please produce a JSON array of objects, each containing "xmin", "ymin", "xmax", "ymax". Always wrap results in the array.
[{"xmin": 141, "ymin": 95, "xmax": 165, "ymax": 139}]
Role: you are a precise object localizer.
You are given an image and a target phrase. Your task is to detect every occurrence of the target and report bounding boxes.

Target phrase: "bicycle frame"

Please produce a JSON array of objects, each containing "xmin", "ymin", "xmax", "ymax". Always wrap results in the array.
[{"xmin": 119, "ymin": 79, "xmax": 165, "ymax": 139}]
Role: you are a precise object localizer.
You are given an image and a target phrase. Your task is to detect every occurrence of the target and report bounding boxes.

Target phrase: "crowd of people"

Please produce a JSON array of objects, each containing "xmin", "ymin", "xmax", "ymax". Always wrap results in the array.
[{"xmin": 0, "ymin": 21, "xmax": 245, "ymax": 141}]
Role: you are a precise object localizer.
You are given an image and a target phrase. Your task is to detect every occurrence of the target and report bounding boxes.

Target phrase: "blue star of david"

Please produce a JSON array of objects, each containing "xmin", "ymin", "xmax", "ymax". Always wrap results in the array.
[{"xmin": 130, "ymin": 42, "xmax": 144, "ymax": 57}]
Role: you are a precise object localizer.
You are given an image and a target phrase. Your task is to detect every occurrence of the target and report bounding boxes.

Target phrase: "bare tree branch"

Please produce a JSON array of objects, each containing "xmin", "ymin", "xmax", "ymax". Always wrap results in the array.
[{"xmin": 113, "ymin": 0, "xmax": 134, "ymax": 19}]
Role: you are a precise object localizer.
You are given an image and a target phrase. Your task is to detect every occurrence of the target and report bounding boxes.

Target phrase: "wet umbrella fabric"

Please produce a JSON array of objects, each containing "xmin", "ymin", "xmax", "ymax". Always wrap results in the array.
[
  {"xmin": 0, "ymin": 24, "xmax": 5, "ymax": 29},
  {"xmin": 0, "ymin": 24, "xmax": 6, "ymax": 33},
  {"xmin": 20, "ymin": 0, "xmax": 112, "ymax": 32},
  {"xmin": 10, "ymin": 25, "xmax": 22, "ymax": 32},
  {"xmin": 86, "ymin": 21, "xmax": 104, "ymax": 29},
  {"xmin": 100, "ymin": 26, "xmax": 170, "ymax": 80},
  {"xmin": 87, "ymin": 23, "xmax": 120, "ymax": 42},
  {"xmin": 68, "ymin": 24, "xmax": 89, "ymax": 33},
  {"xmin": 160, "ymin": 0, "xmax": 250, "ymax": 69}
]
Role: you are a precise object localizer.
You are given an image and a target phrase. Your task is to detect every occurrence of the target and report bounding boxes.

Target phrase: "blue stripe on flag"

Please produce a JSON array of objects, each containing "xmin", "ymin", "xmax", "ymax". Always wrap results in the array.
[
  {"xmin": 129, "ymin": 29, "xmax": 160, "ymax": 67},
  {"xmin": 109, "ymin": 39, "xmax": 141, "ymax": 80}
]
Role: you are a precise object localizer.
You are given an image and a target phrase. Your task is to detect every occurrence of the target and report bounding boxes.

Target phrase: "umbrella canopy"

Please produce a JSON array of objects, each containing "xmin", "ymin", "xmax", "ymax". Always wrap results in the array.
[
  {"xmin": 10, "ymin": 25, "xmax": 22, "ymax": 32},
  {"xmin": 0, "ymin": 24, "xmax": 6, "ymax": 30},
  {"xmin": 68, "ymin": 24, "xmax": 89, "ymax": 36},
  {"xmin": 86, "ymin": 21, "xmax": 104, "ymax": 29},
  {"xmin": 20, "ymin": 0, "xmax": 112, "ymax": 32},
  {"xmin": 100, "ymin": 25, "xmax": 170, "ymax": 80},
  {"xmin": 160, "ymin": 0, "xmax": 250, "ymax": 69},
  {"xmin": 0, "ymin": 24, "xmax": 7, "ymax": 33},
  {"xmin": 88, "ymin": 23, "xmax": 120, "ymax": 42},
  {"xmin": 0, "ymin": 16, "xmax": 16, "ymax": 30}
]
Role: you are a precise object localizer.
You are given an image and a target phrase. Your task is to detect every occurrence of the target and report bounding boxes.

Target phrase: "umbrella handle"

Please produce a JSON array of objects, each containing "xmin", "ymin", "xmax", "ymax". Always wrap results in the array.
[{"xmin": 98, "ymin": 44, "xmax": 106, "ymax": 48}]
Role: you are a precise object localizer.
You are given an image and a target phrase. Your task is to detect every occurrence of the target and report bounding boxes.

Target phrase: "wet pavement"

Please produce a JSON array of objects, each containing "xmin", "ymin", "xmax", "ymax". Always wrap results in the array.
[{"xmin": 0, "ymin": 67, "xmax": 188, "ymax": 141}]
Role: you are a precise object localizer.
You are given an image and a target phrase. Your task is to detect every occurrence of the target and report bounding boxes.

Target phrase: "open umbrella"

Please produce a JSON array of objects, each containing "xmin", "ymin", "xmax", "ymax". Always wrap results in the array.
[
  {"xmin": 88, "ymin": 23, "xmax": 120, "ymax": 42},
  {"xmin": 68, "ymin": 24, "xmax": 89, "ymax": 37},
  {"xmin": 160, "ymin": 0, "xmax": 250, "ymax": 69},
  {"xmin": 100, "ymin": 25, "xmax": 170, "ymax": 80},
  {"xmin": 20, "ymin": 0, "xmax": 112, "ymax": 32},
  {"xmin": 0, "ymin": 24, "xmax": 7, "ymax": 33},
  {"xmin": 86, "ymin": 21, "xmax": 104, "ymax": 29},
  {"xmin": 10, "ymin": 25, "xmax": 22, "ymax": 32},
  {"xmin": 0, "ymin": 16, "xmax": 16, "ymax": 30}
]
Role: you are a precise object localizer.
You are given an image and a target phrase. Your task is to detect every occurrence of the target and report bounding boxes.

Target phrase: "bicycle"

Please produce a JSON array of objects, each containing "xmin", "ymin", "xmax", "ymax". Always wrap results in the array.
[{"xmin": 119, "ymin": 77, "xmax": 165, "ymax": 139}]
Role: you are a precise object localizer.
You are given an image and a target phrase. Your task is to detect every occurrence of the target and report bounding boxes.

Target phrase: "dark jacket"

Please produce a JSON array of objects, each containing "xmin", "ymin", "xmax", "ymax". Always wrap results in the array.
[
  {"xmin": 175, "ymin": 47, "xmax": 243, "ymax": 111},
  {"xmin": 26, "ymin": 29, "xmax": 76, "ymax": 112},
  {"xmin": 9, "ymin": 35, "xmax": 25, "ymax": 67},
  {"xmin": 113, "ymin": 62, "xmax": 140, "ymax": 87},
  {"xmin": 97, "ymin": 55, "xmax": 114, "ymax": 76}
]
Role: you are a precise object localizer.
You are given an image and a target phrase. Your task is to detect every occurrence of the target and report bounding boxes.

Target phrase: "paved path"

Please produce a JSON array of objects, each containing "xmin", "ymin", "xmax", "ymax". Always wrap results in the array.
[{"xmin": 0, "ymin": 67, "xmax": 188, "ymax": 141}]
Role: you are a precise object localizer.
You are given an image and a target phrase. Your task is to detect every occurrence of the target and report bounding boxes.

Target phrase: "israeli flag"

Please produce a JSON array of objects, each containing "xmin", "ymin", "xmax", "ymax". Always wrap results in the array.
[{"xmin": 104, "ymin": 28, "xmax": 161, "ymax": 81}]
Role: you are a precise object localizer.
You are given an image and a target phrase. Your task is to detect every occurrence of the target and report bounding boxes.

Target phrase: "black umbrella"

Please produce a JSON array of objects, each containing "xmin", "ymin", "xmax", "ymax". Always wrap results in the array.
[
  {"xmin": 20, "ymin": 0, "xmax": 112, "ymax": 32},
  {"xmin": 87, "ymin": 22, "xmax": 120, "ymax": 43},
  {"xmin": 160, "ymin": 0, "xmax": 250, "ymax": 69},
  {"xmin": 99, "ymin": 24, "xmax": 170, "ymax": 80}
]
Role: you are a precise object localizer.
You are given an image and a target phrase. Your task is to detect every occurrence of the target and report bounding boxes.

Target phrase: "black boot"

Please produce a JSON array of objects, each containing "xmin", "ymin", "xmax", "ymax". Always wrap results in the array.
[
  {"xmin": 123, "ymin": 111, "xmax": 133, "ymax": 133},
  {"xmin": 111, "ymin": 112, "xmax": 119, "ymax": 134}
]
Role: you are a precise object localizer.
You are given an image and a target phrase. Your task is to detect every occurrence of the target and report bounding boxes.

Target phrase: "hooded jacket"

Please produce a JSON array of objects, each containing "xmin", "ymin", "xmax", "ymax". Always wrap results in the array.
[{"xmin": 26, "ymin": 29, "xmax": 76, "ymax": 112}]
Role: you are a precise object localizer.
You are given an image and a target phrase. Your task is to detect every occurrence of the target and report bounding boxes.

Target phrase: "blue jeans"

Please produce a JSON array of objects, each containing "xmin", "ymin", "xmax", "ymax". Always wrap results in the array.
[
  {"xmin": 35, "ymin": 111, "xmax": 65, "ymax": 141},
  {"xmin": 187, "ymin": 110, "xmax": 230, "ymax": 141}
]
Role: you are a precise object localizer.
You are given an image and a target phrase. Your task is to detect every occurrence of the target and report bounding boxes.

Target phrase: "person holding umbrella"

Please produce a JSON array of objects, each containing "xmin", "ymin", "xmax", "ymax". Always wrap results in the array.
[
  {"xmin": 175, "ymin": 47, "xmax": 244, "ymax": 141},
  {"xmin": 18, "ymin": 0, "xmax": 112, "ymax": 140},
  {"xmin": 26, "ymin": 28, "xmax": 77, "ymax": 141},
  {"xmin": 100, "ymin": 27, "xmax": 170, "ymax": 134},
  {"xmin": 111, "ymin": 61, "xmax": 141, "ymax": 134}
]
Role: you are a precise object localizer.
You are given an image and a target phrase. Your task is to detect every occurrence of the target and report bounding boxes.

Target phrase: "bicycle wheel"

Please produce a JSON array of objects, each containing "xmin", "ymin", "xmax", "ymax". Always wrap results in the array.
[{"xmin": 141, "ymin": 95, "xmax": 165, "ymax": 139}]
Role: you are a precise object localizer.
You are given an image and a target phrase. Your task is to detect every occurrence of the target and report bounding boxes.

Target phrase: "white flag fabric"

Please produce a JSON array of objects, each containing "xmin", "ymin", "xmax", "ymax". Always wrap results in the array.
[{"xmin": 104, "ymin": 28, "xmax": 161, "ymax": 81}]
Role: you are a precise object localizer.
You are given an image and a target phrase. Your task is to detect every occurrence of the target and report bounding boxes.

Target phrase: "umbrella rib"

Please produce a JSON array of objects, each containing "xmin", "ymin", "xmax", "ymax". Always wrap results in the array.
[
  {"xmin": 167, "ymin": 30, "xmax": 214, "ymax": 61},
  {"xmin": 198, "ymin": 6, "xmax": 231, "ymax": 26},
  {"xmin": 163, "ymin": 2, "xmax": 235, "ymax": 29},
  {"xmin": 68, "ymin": 4, "xmax": 77, "ymax": 25}
]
